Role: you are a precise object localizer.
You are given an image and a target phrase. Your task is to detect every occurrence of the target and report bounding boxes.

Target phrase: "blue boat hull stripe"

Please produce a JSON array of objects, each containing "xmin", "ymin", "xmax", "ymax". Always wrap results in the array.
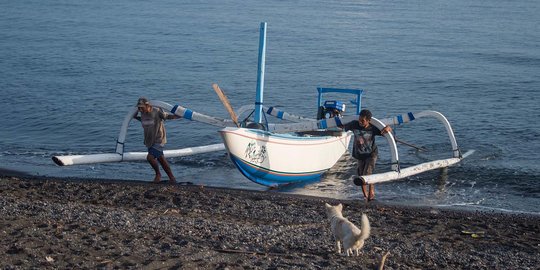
[{"xmin": 229, "ymin": 154, "xmax": 326, "ymax": 187}]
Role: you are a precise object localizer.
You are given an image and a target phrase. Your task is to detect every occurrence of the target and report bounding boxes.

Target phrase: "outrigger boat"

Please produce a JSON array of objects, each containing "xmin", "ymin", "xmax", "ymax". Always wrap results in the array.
[
  {"xmin": 218, "ymin": 87, "xmax": 359, "ymax": 187},
  {"xmin": 53, "ymin": 22, "xmax": 473, "ymax": 188}
]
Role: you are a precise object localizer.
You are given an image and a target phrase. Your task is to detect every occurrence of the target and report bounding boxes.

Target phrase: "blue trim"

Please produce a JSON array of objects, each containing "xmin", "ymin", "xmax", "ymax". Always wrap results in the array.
[
  {"xmin": 408, "ymin": 112, "xmax": 415, "ymax": 121},
  {"xmin": 334, "ymin": 116, "xmax": 342, "ymax": 127},
  {"xmin": 397, "ymin": 115, "xmax": 403, "ymax": 124},
  {"xmin": 184, "ymin": 109, "xmax": 193, "ymax": 120},
  {"xmin": 317, "ymin": 87, "xmax": 364, "ymax": 95},
  {"xmin": 171, "ymin": 105, "xmax": 178, "ymax": 114},
  {"xmin": 277, "ymin": 111, "xmax": 284, "ymax": 119},
  {"xmin": 319, "ymin": 120, "xmax": 328, "ymax": 129},
  {"xmin": 229, "ymin": 154, "xmax": 325, "ymax": 187},
  {"xmin": 266, "ymin": 107, "xmax": 274, "ymax": 114}
]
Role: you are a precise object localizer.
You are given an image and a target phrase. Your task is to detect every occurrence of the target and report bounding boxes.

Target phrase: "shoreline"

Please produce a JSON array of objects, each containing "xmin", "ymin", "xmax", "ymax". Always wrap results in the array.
[
  {"xmin": 1, "ymin": 174, "xmax": 539, "ymax": 269},
  {"xmin": 4, "ymin": 165, "xmax": 538, "ymax": 216}
]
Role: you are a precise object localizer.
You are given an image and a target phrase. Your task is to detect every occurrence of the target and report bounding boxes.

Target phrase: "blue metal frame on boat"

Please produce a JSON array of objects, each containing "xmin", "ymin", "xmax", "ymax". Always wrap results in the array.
[{"xmin": 317, "ymin": 87, "xmax": 363, "ymax": 116}]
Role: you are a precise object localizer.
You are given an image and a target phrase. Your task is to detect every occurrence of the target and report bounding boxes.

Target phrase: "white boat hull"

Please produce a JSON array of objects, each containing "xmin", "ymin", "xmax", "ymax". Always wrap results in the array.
[{"xmin": 219, "ymin": 127, "xmax": 352, "ymax": 187}]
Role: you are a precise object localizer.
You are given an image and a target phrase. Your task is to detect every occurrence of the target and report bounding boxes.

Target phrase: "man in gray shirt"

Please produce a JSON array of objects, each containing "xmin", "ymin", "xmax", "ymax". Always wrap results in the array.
[{"xmin": 134, "ymin": 97, "xmax": 181, "ymax": 183}]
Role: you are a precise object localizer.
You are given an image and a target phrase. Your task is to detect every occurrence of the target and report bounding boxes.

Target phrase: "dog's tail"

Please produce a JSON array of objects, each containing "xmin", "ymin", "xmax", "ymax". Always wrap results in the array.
[{"xmin": 359, "ymin": 213, "xmax": 370, "ymax": 241}]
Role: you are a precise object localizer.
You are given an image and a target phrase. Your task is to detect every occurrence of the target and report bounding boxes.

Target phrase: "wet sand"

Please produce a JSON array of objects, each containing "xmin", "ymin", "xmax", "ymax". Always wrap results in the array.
[{"xmin": 1, "ymin": 174, "xmax": 539, "ymax": 269}]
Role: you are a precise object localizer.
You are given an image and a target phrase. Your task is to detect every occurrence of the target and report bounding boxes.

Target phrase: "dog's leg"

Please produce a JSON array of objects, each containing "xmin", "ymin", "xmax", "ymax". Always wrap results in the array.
[{"xmin": 336, "ymin": 240, "xmax": 342, "ymax": 254}]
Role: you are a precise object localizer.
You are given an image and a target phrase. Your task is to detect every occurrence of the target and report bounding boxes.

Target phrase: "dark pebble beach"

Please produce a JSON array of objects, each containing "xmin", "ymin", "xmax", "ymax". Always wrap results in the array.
[{"xmin": 1, "ymin": 174, "xmax": 539, "ymax": 269}]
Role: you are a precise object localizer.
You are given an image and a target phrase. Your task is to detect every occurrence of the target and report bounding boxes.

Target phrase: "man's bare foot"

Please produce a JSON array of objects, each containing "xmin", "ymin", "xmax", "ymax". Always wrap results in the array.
[
  {"xmin": 168, "ymin": 179, "xmax": 176, "ymax": 184},
  {"xmin": 153, "ymin": 174, "xmax": 162, "ymax": 183}
]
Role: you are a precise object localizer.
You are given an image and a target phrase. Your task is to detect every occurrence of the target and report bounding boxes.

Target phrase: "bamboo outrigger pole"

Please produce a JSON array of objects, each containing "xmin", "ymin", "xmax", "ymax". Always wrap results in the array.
[
  {"xmin": 359, "ymin": 149, "xmax": 474, "ymax": 185},
  {"xmin": 52, "ymin": 100, "xmax": 235, "ymax": 166},
  {"xmin": 52, "ymin": 143, "xmax": 225, "ymax": 166}
]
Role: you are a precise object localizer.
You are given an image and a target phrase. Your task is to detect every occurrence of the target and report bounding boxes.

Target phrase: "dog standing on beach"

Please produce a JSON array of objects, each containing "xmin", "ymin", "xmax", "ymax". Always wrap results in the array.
[{"xmin": 324, "ymin": 203, "xmax": 370, "ymax": 256}]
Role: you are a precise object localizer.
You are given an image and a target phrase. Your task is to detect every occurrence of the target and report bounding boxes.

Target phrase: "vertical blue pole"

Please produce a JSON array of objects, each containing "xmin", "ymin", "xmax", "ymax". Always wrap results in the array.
[
  {"xmin": 254, "ymin": 22, "xmax": 267, "ymax": 124},
  {"xmin": 317, "ymin": 87, "xmax": 323, "ymax": 108},
  {"xmin": 356, "ymin": 95, "xmax": 362, "ymax": 115}
]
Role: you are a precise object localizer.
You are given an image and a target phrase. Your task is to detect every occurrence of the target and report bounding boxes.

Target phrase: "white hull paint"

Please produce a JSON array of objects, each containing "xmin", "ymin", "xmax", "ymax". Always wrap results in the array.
[{"xmin": 219, "ymin": 127, "xmax": 352, "ymax": 187}]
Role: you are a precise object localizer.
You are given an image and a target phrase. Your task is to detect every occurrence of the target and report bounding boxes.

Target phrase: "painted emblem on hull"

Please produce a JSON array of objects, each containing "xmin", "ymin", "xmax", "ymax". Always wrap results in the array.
[{"xmin": 244, "ymin": 141, "xmax": 267, "ymax": 164}]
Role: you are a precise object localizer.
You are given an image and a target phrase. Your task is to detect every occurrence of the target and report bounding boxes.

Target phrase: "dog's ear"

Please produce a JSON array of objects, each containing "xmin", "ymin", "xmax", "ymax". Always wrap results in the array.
[
  {"xmin": 325, "ymin": 203, "xmax": 331, "ymax": 208},
  {"xmin": 337, "ymin": 203, "xmax": 343, "ymax": 211}
]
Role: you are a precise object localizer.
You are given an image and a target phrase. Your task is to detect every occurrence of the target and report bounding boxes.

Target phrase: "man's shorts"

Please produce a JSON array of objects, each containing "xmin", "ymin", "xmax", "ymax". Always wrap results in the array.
[
  {"xmin": 148, "ymin": 144, "xmax": 164, "ymax": 159},
  {"xmin": 353, "ymin": 155, "xmax": 378, "ymax": 186}
]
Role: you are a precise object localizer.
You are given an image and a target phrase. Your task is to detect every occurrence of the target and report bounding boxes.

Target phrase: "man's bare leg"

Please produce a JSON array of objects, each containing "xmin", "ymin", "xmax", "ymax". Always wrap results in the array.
[
  {"xmin": 158, "ymin": 155, "xmax": 176, "ymax": 184},
  {"xmin": 361, "ymin": 184, "xmax": 369, "ymax": 201},
  {"xmin": 147, "ymin": 154, "xmax": 161, "ymax": 182},
  {"xmin": 368, "ymin": 184, "xmax": 375, "ymax": 201}
]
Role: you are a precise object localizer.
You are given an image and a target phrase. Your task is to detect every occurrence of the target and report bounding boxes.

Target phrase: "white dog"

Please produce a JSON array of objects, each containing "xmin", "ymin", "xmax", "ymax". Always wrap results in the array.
[{"xmin": 325, "ymin": 203, "xmax": 371, "ymax": 256}]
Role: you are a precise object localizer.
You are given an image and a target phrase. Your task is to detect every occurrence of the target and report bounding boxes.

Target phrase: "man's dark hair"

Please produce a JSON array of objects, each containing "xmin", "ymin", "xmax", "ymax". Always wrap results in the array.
[{"xmin": 359, "ymin": 109, "xmax": 372, "ymax": 120}]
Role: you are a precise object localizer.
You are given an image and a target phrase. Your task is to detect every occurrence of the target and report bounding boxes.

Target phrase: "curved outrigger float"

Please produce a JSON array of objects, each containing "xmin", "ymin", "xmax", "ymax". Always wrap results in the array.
[{"xmin": 53, "ymin": 22, "xmax": 473, "ymax": 188}]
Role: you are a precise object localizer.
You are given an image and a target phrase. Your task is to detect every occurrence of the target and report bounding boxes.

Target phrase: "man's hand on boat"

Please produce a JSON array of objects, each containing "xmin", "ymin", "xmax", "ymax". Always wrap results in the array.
[{"xmin": 381, "ymin": 125, "xmax": 392, "ymax": 135}]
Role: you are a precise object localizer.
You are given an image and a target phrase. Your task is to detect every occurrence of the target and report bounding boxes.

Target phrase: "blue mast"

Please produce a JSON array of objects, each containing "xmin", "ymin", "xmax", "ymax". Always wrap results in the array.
[{"xmin": 254, "ymin": 22, "xmax": 267, "ymax": 124}]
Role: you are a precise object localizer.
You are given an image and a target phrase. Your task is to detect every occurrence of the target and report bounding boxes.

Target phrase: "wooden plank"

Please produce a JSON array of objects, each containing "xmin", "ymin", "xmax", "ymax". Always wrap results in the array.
[{"xmin": 212, "ymin": 83, "xmax": 239, "ymax": 127}]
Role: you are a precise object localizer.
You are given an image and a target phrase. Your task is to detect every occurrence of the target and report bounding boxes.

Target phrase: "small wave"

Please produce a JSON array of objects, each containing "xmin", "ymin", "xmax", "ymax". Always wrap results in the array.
[
  {"xmin": 436, "ymin": 198, "xmax": 486, "ymax": 207},
  {"xmin": 436, "ymin": 203, "xmax": 540, "ymax": 216},
  {"xmin": 171, "ymin": 153, "xmax": 233, "ymax": 168}
]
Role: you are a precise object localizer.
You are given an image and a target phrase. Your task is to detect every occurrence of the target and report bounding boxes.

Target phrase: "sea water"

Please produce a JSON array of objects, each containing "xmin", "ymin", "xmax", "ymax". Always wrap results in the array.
[{"xmin": 1, "ymin": 0, "xmax": 539, "ymax": 214}]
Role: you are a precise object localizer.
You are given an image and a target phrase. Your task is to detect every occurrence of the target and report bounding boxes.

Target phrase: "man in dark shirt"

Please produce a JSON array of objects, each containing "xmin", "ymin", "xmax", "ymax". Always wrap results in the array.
[{"xmin": 342, "ymin": 109, "xmax": 391, "ymax": 201}]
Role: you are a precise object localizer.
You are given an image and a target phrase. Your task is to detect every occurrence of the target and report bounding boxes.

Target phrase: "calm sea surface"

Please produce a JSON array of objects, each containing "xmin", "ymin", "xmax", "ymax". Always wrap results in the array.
[{"xmin": 1, "ymin": 0, "xmax": 539, "ymax": 214}]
